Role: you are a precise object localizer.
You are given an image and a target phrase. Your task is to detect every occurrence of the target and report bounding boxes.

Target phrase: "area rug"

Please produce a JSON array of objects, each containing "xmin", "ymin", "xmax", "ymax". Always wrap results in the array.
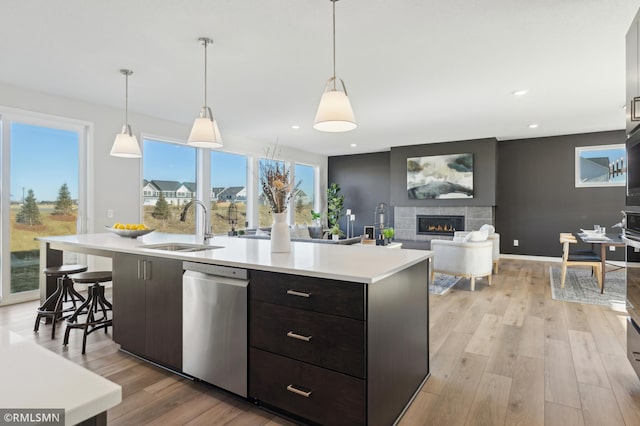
[
  {"xmin": 549, "ymin": 266, "xmax": 626, "ymax": 308},
  {"xmin": 430, "ymin": 273, "xmax": 462, "ymax": 295}
]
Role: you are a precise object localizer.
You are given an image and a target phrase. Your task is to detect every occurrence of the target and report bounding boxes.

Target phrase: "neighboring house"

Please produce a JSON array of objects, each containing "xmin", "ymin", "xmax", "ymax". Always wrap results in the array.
[
  {"xmin": 176, "ymin": 182, "xmax": 196, "ymax": 204},
  {"xmin": 144, "ymin": 181, "xmax": 247, "ymax": 205},
  {"xmin": 216, "ymin": 186, "xmax": 245, "ymax": 202},
  {"xmin": 142, "ymin": 180, "xmax": 184, "ymax": 206}
]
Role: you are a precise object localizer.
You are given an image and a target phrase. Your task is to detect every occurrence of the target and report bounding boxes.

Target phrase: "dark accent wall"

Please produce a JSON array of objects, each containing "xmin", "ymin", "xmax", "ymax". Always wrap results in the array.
[
  {"xmin": 389, "ymin": 138, "xmax": 498, "ymax": 207},
  {"xmin": 328, "ymin": 152, "xmax": 392, "ymax": 236},
  {"xmin": 329, "ymin": 130, "xmax": 626, "ymax": 259},
  {"xmin": 497, "ymin": 131, "xmax": 626, "ymax": 259}
]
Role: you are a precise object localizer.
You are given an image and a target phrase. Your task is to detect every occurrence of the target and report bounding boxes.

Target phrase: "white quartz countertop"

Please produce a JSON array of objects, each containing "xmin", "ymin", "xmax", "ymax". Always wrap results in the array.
[
  {"xmin": 0, "ymin": 330, "xmax": 122, "ymax": 425},
  {"xmin": 38, "ymin": 233, "xmax": 432, "ymax": 284}
]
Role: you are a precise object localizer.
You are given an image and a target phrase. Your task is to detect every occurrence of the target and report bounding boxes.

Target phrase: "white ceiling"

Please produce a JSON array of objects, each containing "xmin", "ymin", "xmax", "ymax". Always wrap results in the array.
[{"xmin": 1, "ymin": 0, "xmax": 639, "ymax": 156}]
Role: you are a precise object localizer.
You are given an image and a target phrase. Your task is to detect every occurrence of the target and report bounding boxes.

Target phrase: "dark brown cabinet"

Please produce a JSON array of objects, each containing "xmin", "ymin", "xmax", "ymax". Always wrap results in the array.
[
  {"xmin": 112, "ymin": 253, "xmax": 183, "ymax": 371},
  {"xmin": 249, "ymin": 270, "xmax": 366, "ymax": 425}
]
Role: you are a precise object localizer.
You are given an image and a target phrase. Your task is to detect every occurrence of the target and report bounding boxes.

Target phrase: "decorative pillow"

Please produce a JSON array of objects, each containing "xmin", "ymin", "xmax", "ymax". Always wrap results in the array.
[
  {"xmin": 255, "ymin": 228, "xmax": 270, "ymax": 236},
  {"xmin": 463, "ymin": 230, "xmax": 488, "ymax": 242},
  {"xmin": 479, "ymin": 224, "xmax": 495, "ymax": 235}
]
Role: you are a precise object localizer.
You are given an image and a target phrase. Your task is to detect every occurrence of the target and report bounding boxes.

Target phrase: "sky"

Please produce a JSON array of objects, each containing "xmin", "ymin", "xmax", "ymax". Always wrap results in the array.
[
  {"xmin": 9, "ymin": 130, "xmax": 314, "ymax": 203},
  {"xmin": 10, "ymin": 123, "xmax": 79, "ymax": 202}
]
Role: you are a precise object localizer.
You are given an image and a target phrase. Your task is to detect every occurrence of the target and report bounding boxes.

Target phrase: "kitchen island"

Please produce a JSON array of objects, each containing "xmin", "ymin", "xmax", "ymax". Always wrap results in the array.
[{"xmin": 38, "ymin": 233, "xmax": 432, "ymax": 426}]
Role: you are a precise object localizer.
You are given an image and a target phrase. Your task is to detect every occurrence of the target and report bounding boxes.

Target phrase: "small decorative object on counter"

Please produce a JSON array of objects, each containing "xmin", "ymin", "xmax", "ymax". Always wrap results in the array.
[
  {"xmin": 374, "ymin": 203, "xmax": 388, "ymax": 245},
  {"xmin": 260, "ymin": 144, "xmax": 301, "ymax": 253},
  {"xmin": 270, "ymin": 212, "xmax": 291, "ymax": 252},
  {"xmin": 105, "ymin": 224, "xmax": 154, "ymax": 238},
  {"xmin": 329, "ymin": 224, "xmax": 343, "ymax": 241},
  {"xmin": 382, "ymin": 227, "xmax": 395, "ymax": 244}
]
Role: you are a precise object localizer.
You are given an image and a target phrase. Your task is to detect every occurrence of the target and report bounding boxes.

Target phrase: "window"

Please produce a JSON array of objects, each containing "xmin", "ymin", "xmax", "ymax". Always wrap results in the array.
[
  {"xmin": 1, "ymin": 116, "xmax": 86, "ymax": 304},
  {"xmin": 142, "ymin": 138, "xmax": 196, "ymax": 233},
  {"xmin": 211, "ymin": 151, "xmax": 248, "ymax": 234},
  {"xmin": 294, "ymin": 163, "xmax": 315, "ymax": 225}
]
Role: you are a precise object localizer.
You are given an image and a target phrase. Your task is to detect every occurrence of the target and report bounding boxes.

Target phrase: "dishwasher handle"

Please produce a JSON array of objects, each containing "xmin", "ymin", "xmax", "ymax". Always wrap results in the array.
[{"xmin": 183, "ymin": 261, "xmax": 248, "ymax": 279}]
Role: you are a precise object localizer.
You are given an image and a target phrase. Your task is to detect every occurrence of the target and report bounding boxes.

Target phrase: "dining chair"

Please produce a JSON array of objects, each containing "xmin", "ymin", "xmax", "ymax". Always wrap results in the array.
[{"xmin": 559, "ymin": 233, "xmax": 602, "ymax": 290}]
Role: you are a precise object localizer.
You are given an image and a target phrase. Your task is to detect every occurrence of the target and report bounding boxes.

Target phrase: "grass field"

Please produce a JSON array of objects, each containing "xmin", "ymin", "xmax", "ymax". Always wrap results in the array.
[
  {"xmin": 142, "ymin": 201, "xmax": 314, "ymax": 234},
  {"xmin": 9, "ymin": 203, "xmax": 77, "ymax": 294}
]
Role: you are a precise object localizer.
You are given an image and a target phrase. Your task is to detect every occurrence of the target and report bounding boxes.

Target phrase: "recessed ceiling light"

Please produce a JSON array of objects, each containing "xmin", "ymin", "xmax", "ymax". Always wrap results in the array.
[
  {"xmin": 512, "ymin": 89, "xmax": 528, "ymax": 96},
  {"xmin": 291, "ymin": 125, "xmax": 300, "ymax": 129},
  {"xmin": 350, "ymin": 143, "xmax": 357, "ymax": 147},
  {"xmin": 529, "ymin": 123, "xmax": 539, "ymax": 129}
]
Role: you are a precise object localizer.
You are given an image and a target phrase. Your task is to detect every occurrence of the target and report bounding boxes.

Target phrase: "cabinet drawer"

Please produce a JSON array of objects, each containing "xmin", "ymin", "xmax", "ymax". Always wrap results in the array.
[
  {"xmin": 250, "ymin": 348, "xmax": 365, "ymax": 426},
  {"xmin": 250, "ymin": 300, "xmax": 365, "ymax": 378},
  {"xmin": 250, "ymin": 270, "xmax": 365, "ymax": 320}
]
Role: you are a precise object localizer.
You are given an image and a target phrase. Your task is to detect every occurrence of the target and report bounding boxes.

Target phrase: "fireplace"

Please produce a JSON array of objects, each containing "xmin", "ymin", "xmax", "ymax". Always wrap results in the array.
[{"xmin": 416, "ymin": 215, "xmax": 464, "ymax": 236}]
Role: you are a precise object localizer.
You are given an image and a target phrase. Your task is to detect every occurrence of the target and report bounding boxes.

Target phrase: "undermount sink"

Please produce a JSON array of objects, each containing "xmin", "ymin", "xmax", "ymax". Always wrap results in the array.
[{"xmin": 140, "ymin": 243, "xmax": 224, "ymax": 253}]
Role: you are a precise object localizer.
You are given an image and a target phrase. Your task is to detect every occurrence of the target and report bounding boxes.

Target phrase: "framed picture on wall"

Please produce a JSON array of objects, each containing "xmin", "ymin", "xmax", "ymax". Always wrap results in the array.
[
  {"xmin": 407, "ymin": 153, "xmax": 474, "ymax": 199},
  {"xmin": 575, "ymin": 144, "xmax": 626, "ymax": 188},
  {"xmin": 364, "ymin": 226, "xmax": 375, "ymax": 240}
]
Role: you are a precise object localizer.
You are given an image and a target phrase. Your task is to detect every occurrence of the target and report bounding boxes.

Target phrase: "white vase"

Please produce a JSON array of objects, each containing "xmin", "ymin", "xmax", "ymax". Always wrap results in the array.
[
  {"xmin": 270, "ymin": 212, "xmax": 291, "ymax": 253},
  {"xmin": 332, "ymin": 234, "xmax": 339, "ymax": 241}
]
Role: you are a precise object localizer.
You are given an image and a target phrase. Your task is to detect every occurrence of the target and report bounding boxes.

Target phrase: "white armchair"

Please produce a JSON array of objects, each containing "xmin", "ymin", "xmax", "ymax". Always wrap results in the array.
[
  {"xmin": 454, "ymin": 224, "xmax": 500, "ymax": 274},
  {"xmin": 431, "ymin": 233, "xmax": 493, "ymax": 291}
]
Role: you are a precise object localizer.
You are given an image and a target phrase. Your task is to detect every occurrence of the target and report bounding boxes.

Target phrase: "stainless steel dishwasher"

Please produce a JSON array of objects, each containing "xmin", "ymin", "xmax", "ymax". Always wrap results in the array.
[{"xmin": 182, "ymin": 261, "xmax": 248, "ymax": 397}]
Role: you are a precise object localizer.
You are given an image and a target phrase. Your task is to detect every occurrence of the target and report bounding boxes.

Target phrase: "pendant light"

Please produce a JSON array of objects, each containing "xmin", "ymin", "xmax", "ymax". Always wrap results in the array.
[
  {"xmin": 188, "ymin": 37, "xmax": 223, "ymax": 148},
  {"xmin": 110, "ymin": 69, "xmax": 142, "ymax": 158},
  {"xmin": 314, "ymin": 0, "xmax": 357, "ymax": 132}
]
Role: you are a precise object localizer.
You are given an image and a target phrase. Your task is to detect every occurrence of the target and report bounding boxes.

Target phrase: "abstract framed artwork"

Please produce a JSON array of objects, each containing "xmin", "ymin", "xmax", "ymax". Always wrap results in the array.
[
  {"xmin": 407, "ymin": 153, "xmax": 474, "ymax": 199},
  {"xmin": 575, "ymin": 144, "xmax": 625, "ymax": 188}
]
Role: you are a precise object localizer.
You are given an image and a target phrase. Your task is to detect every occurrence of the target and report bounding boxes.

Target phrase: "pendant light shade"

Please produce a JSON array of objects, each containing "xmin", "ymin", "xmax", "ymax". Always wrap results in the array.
[
  {"xmin": 188, "ymin": 37, "xmax": 223, "ymax": 149},
  {"xmin": 110, "ymin": 69, "xmax": 141, "ymax": 158},
  {"xmin": 314, "ymin": 0, "xmax": 357, "ymax": 132},
  {"xmin": 314, "ymin": 77, "xmax": 357, "ymax": 132}
]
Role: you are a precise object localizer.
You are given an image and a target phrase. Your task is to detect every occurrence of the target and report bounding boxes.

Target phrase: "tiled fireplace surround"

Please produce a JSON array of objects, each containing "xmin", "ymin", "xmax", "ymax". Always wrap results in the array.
[{"xmin": 394, "ymin": 206, "xmax": 495, "ymax": 242}]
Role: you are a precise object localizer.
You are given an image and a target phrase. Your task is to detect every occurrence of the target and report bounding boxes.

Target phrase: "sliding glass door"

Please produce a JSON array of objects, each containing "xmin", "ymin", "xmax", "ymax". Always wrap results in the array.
[{"xmin": 1, "ymin": 112, "xmax": 87, "ymax": 305}]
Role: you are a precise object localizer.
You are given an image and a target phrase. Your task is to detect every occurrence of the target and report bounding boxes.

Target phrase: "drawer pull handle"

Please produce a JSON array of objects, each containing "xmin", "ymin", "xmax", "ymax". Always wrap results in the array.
[
  {"xmin": 634, "ymin": 352, "xmax": 640, "ymax": 361},
  {"xmin": 287, "ymin": 331, "xmax": 312, "ymax": 342},
  {"xmin": 287, "ymin": 384, "xmax": 312, "ymax": 398},
  {"xmin": 286, "ymin": 289, "xmax": 311, "ymax": 298}
]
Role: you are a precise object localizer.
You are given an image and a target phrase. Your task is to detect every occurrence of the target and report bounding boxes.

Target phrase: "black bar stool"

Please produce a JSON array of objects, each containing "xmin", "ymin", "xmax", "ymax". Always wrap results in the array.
[
  {"xmin": 63, "ymin": 271, "xmax": 113, "ymax": 354},
  {"xmin": 34, "ymin": 264, "xmax": 88, "ymax": 339}
]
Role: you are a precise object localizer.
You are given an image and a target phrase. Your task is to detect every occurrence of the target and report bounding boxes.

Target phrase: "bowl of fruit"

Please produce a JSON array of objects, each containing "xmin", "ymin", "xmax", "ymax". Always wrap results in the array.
[{"xmin": 105, "ymin": 223, "xmax": 154, "ymax": 238}]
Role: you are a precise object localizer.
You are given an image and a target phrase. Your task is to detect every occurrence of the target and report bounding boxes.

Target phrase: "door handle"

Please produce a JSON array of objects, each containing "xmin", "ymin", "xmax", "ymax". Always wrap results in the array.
[
  {"xmin": 145, "ymin": 260, "xmax": 151, "ymax": 281},
  {"xmin": 633, "ymin": 351, "xmax": 640, "ymax": 361},
  {"xmin": 632, "ymin": 97, "xmax": 640, "ymax": 122},
  {"xmin": 137, "ymin": 259, "xmax": 143, "ymax": 280}
]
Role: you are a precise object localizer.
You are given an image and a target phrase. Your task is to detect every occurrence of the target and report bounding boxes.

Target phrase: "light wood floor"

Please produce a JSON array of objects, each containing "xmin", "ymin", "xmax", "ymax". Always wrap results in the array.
[{"xmin": 2, "ymin": 259, "xmax": 640, "ymax": 425}]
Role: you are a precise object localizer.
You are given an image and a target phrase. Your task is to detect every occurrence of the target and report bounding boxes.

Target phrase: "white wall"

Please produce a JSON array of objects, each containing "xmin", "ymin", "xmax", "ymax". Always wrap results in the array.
[{"xmin": 0, "ymin": 82, "xmax": 328, "ymax": 231}]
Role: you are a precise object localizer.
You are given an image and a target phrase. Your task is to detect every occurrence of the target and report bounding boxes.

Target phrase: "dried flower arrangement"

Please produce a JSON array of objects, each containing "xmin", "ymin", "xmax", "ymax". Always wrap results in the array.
[{"xmin": 259, "ymin": 145, "xmax": 301, "ymax": 214}]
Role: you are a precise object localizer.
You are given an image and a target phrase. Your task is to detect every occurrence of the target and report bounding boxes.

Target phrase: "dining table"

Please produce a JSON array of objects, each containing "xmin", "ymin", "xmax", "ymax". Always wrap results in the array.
[{"xmin": 577, "ymin": 231, "xmax": 625, "ymax": 294}]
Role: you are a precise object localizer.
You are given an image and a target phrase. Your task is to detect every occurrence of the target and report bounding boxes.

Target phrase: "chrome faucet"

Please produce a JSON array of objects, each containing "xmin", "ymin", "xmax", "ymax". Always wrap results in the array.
[{"xmin": 180, "ymin": 200, "xmax": 213, "ymax": 243}]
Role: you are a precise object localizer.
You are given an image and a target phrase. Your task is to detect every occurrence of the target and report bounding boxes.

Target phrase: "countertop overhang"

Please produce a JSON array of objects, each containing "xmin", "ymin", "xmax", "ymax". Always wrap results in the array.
[{"xmin": 38, "ymin": 233, "xmax": 432, "ymax": 284}]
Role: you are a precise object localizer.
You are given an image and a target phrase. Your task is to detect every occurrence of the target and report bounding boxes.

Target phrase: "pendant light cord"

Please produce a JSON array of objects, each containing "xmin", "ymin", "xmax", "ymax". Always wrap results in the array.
[
  {"xmin": 203, "ymin": 39, "xmax": 208, "ymax": 109},
  {"xmin": 332, "ymin": 0, "xmax": 337, "ymax": 90},
  {"xmin": 124, "ymin": 72, "xmax": 129, "ymax": 126}
]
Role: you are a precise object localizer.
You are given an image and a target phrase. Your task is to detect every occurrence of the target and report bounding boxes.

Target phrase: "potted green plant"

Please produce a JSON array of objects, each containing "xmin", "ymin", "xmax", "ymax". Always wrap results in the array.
[
  {"xmin": 327, "ymin": 183, "xmax": 344, "ymax": 229},
  {"xmin": 382, "ymin": 227, "xmax": 395, "ymax": 244},
  {"xmin": 329, "ymin": 224, "xmax": 344, "ymax": 241}
]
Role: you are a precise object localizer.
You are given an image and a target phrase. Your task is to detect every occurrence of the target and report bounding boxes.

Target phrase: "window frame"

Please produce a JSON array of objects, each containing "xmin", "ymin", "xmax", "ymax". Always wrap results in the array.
[{"xmin": 0, "ymin": 107, "xmax": 90, "ymax": 306}]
